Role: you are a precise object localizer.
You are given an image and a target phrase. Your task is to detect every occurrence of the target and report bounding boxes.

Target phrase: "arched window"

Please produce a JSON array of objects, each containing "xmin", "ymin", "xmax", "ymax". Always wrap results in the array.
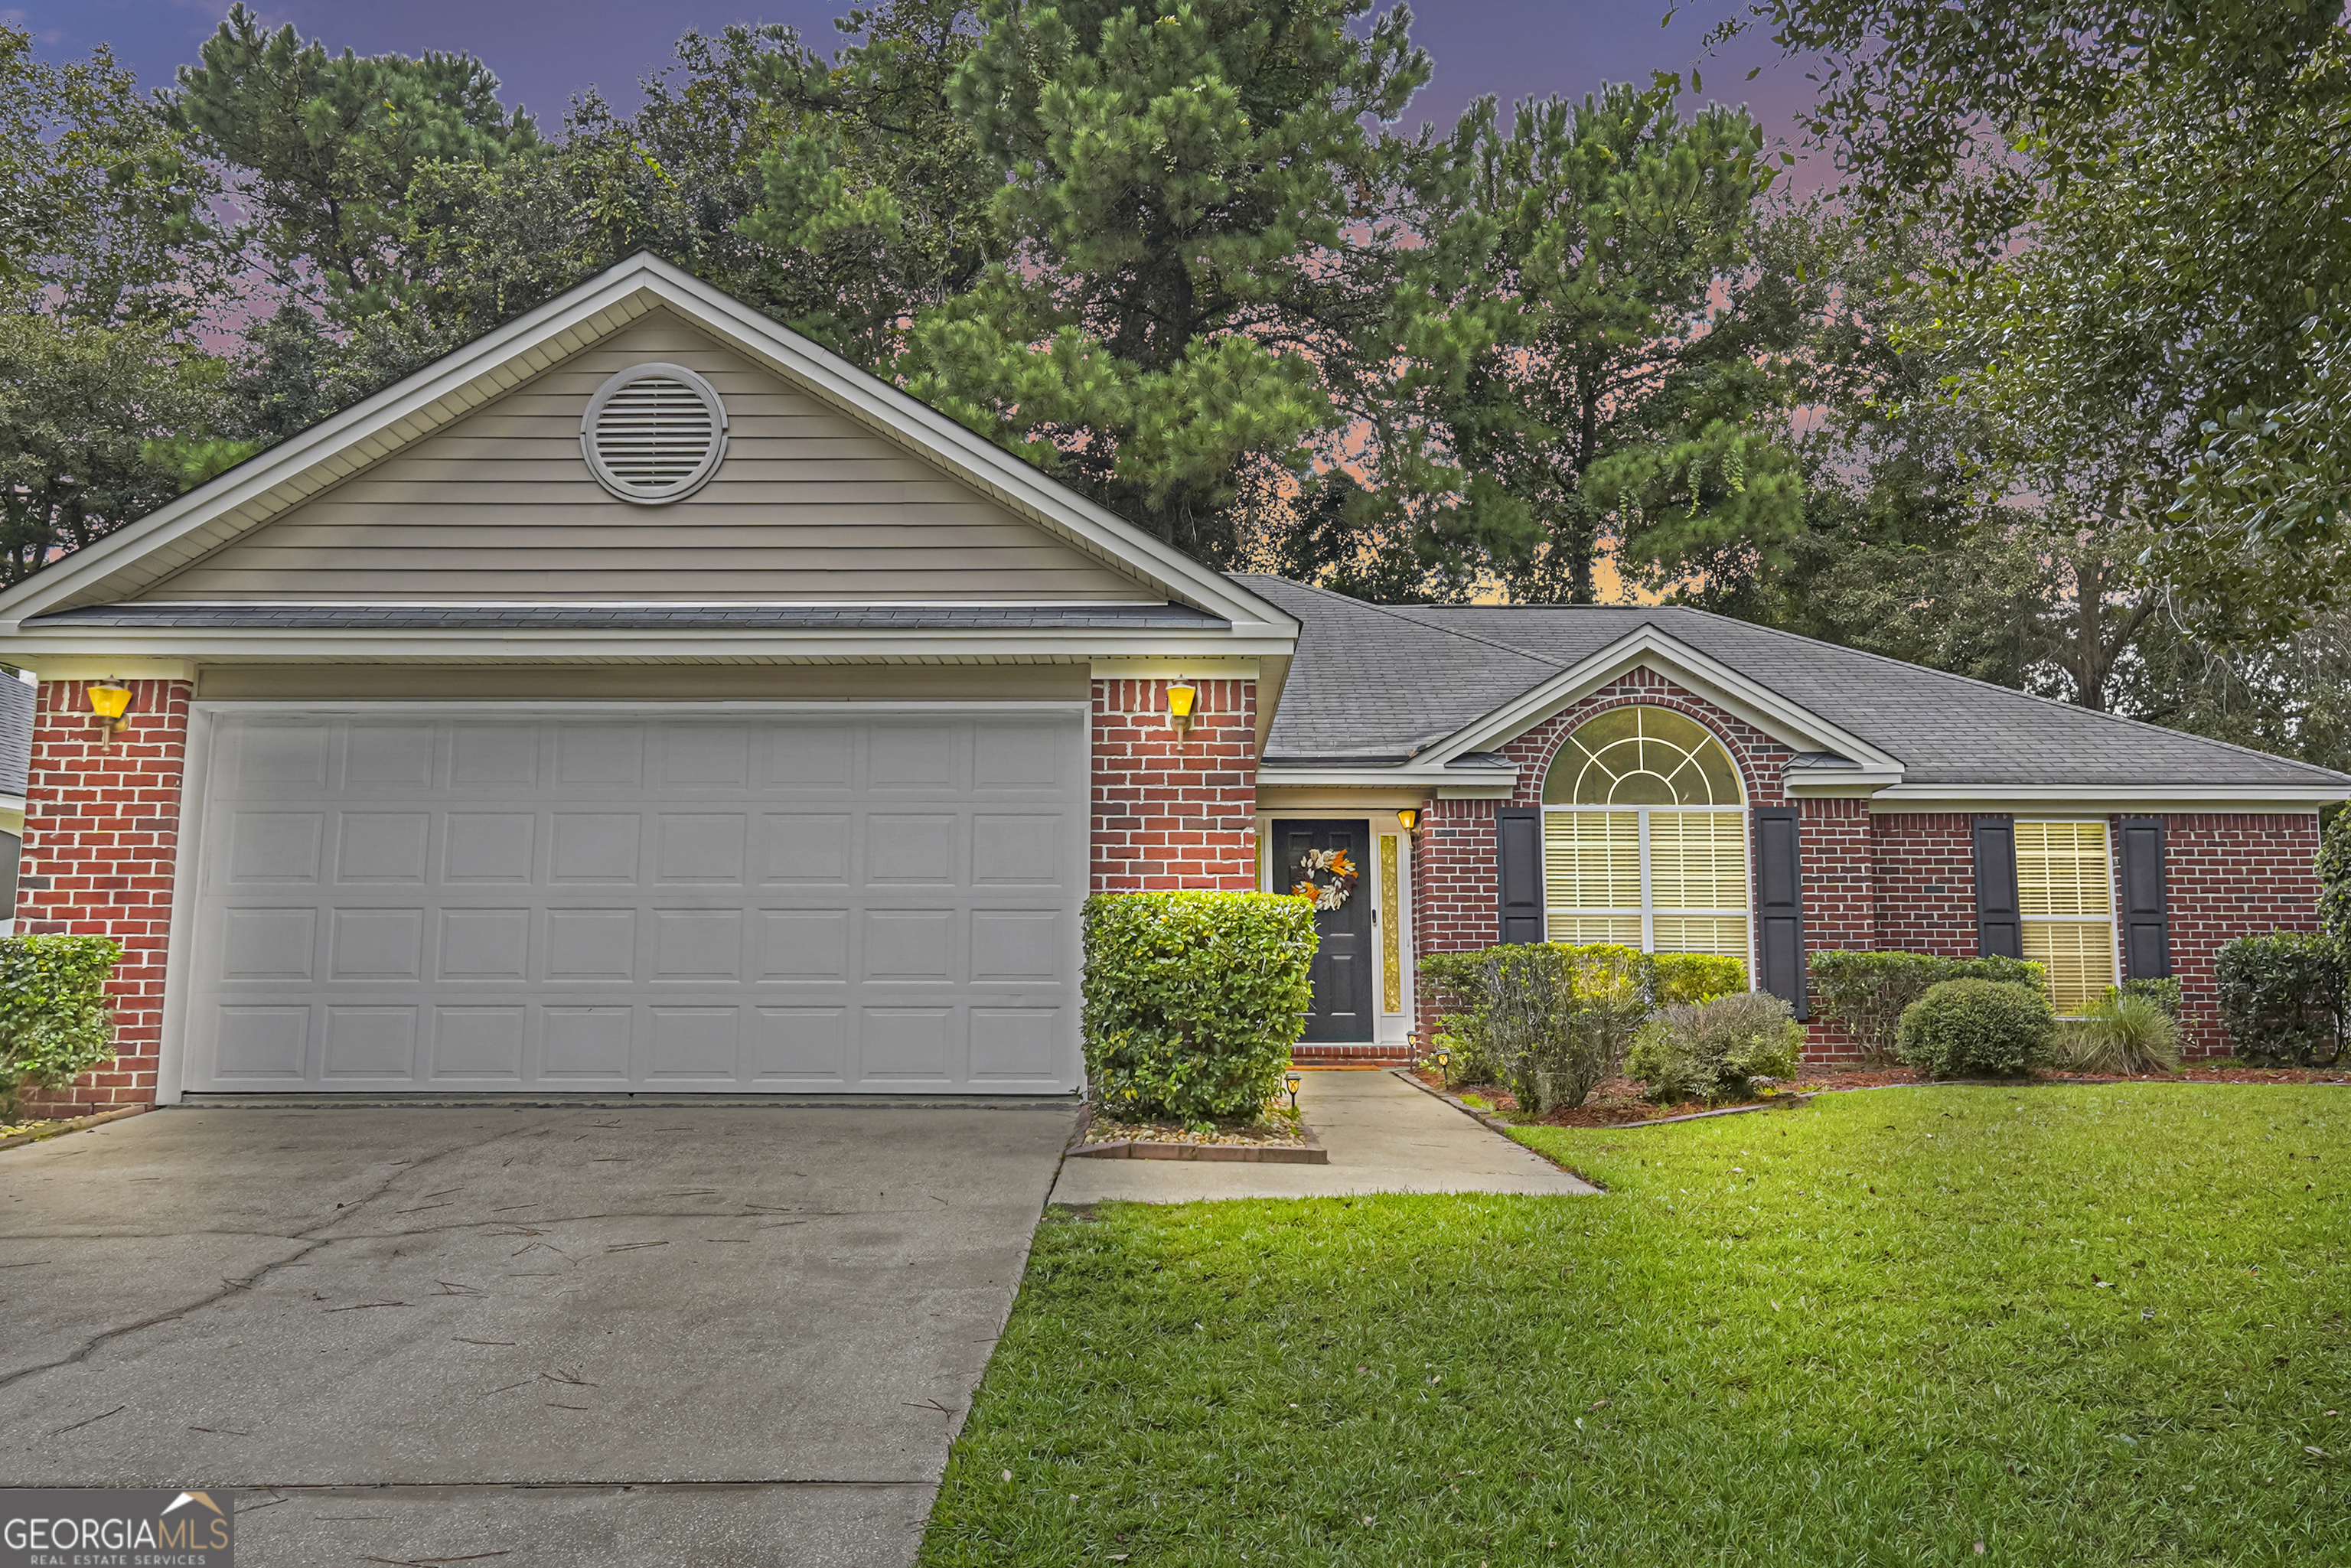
[{"xmin": 1541, "ymin": 707, "xmax": 1750, "ymax": 959}]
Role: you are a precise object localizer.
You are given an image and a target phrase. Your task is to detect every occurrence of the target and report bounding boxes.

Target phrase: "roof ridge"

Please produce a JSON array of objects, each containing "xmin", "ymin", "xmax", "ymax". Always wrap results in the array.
[{"xmin": 1239, "ymin": 575, "xmax": 1567, "ymax": 670}]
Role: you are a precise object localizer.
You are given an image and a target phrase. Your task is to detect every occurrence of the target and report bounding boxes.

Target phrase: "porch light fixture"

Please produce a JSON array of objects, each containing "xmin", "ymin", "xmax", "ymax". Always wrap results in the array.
[
  {"xmin": 86, "ymin": 683, "xmax": 134, "ymax": 737},
  {"xmin": 1396, "ymin": 807, "xmax": 1420, "ymax": 836},
  {"xmin": 1284, "ymin": 1070, "xmax": 1302, "ymax": 1111},
  {"xmin": 1165, "ymin": 679, "xmax": 1198, "ymax": 736}
]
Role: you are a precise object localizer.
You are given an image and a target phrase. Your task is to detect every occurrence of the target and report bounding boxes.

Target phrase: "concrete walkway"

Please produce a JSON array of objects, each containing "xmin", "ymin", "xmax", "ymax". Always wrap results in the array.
[{"xmin": 1049, "ymin": 1068, "xmax": 1599, "ymax": 1204}]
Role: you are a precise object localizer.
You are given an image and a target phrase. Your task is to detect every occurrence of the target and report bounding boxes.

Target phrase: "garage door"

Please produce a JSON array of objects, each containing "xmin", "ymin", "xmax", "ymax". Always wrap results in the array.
[{"xmin": 178, "ymin": 709, "xmax": 1086, "ymax": 1094}]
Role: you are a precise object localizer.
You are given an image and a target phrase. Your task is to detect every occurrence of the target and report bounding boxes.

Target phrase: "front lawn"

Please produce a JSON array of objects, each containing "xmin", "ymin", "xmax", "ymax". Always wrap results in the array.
[{"xmin": 921, "ymin": 1085, "xmax": 2346, "ymax": 1566}]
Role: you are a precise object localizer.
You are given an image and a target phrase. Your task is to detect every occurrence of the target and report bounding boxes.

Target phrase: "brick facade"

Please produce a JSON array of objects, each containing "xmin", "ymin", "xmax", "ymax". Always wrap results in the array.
[
  {"xmin": 2157, "ymin": 812, "xmax": 2321, "ymax": 1055},
  {"xmin": 15, "ymin": 678, "xmax": 194, "ymax": 1116},
  {"xmin": 1090, "ymin": 676, "xmax": 1258, "ymax": 893},
  {"xmin": 1399, "ymin": 667, "xmax": 2326, "ymax": 1063}
]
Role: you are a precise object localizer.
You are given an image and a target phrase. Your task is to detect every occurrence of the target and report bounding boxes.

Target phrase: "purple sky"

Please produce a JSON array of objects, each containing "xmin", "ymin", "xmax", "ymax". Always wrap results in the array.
[{"xmin": 19, "ymin": 1, "xmax": 1821, "ymax": 164}]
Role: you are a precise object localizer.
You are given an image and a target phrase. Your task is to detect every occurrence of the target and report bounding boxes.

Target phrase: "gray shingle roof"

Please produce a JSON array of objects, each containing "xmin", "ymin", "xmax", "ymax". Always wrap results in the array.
[
  {"xmin": 1241, "ymin": 574, "xmax": 2349, "ymax": 788},
  {"xmin": 30, "ymin": 602, "xmax": 1225, "ymax": 632}
]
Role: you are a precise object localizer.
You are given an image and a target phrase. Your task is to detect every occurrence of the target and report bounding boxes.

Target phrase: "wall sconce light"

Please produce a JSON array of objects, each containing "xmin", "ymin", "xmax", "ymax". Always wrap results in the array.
[
  {"xmin": 1165, "ymin": 679, "xmax": 1198, "ymax": 736},
  {"xmin": 1396, "ymin": 807, "xmax": 1421, "ymax": 836},
  {"xmin": 86, "ymin": 683, "xmax": 134, "ymax": 738}
]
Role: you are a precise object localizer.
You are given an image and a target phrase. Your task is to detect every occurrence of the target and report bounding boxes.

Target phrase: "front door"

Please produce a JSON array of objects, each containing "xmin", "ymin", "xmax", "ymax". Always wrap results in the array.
[{"xmin": 1278, "ymin": 820, "xmax": 1374, "ymax": 1042}]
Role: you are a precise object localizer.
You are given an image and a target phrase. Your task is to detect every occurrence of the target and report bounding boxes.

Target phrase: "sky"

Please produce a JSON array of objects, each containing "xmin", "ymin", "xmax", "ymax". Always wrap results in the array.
[{"xmin": 18, "ymin": 0, "xmax": 1821, "ymax": 161}]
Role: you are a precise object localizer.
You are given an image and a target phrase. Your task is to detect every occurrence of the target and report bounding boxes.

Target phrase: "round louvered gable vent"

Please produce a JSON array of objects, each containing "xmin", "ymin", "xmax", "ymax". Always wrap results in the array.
[{"xmin": 580, "ymin": 363, "xmax": 729, "ymax": 504}]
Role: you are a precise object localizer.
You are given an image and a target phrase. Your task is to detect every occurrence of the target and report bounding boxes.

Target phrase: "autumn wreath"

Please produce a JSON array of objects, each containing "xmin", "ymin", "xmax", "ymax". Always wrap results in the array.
[{"xmin": 1290, "ymin": 846, "xmax": 1359, "ymax": 911}]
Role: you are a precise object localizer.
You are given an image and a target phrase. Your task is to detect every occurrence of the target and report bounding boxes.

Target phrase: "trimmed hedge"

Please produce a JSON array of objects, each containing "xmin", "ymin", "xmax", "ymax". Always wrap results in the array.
[
  {"xmin": 1653, "ymin": 953, "xmax": 1749, "ymax": 1008},
  {"xmin": 1809, "ymin": 950, "xmax": 2046, "ymax": 1061},
  {"xmin": 2215, "ymin": 930, "xmax": 2345, "ymax": 1068},
  {"xmin": 0, "ymin": 934, "xmax": 123, "ymax": 1115},
  {"xmin": 1081, "ymin": 892, "xmax": 1317, "ymax": 1124},
  {"xmin": 1896, "ymin": 978, "xmax": 2058, "ymax": 1078}
]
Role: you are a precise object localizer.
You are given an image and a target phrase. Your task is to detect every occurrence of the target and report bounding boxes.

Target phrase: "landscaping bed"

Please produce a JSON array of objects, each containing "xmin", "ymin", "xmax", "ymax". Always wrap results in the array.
[
  {"xmin": 1412, "ymin": 1057, "xmax": 2351, "ymax": 1128},
  {"xmin": 1071, "ymin": 1103, "xmax": 1326, "ymax": 1163},
  {"xmin": 923, "ymin": 1083, "xmax": 2347, "ymax": 1566}
]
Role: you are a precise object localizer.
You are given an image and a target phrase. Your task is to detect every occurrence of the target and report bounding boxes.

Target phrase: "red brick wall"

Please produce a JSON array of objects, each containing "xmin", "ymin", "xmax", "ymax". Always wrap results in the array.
[
  {"xmin": 15, "ymin": 679, "xmax": 193, "ymax": 1115},
  {"xmin": 1091, "ymin": 676, "xmax": 1258, "ymax": 892},
  {"xmin": 1872, "ymin": 813, "xmax": 1981, "ymax": 958},
  {"xmin": 2157, "ymin": 812, "xmax": 2321, "ymax": 1056}
]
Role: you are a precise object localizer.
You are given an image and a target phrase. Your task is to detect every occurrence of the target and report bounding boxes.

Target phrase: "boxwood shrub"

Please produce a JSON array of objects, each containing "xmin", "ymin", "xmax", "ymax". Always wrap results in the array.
[
  {"xmin": 1653, "ymin": 953, "xmax": 1748, "ymax": 1007},
  {"xmin": 1625, "ymin": 990, "xmax": 1802, "ymax": 1103},
  {"xmin": 2215, "ymin": 930, "xmax": 2345, "ymax": 1067},
  {"xmin": 0, "ymin": 934, "xmax": 124, "ymax": 1117},
  {"xmin": 1081, "ymin": 892, "xmax": 1317, "ymax": 1124},
  {"xmin": 1895, "ymin": 978, "xmax": 2059, "ymax": 1078},
  {"xmin": 1810, "ymin": 950, "xmax": 2046, "ymax": 1061}
]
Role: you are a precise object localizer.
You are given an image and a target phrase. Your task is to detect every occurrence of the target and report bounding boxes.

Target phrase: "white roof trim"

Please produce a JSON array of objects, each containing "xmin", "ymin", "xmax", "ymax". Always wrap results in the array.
[
  {"xmin": 1868, "ymin": 783, "xmax": 2349, "ymax": 810},
  {"xmin": 0, "ymin": 253, "xmax": 1296, "ymax": 643},
  {"xmin": 1417, "ymin": 625, "xmax": 1906, "ymax": 778}
]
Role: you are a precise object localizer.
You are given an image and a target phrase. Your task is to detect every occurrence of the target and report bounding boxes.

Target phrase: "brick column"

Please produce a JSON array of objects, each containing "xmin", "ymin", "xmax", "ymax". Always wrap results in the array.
[
  {"xmin": 15, "ymin": 677, "xmax": 194, "ymax": 1114},
  {"xmin": 1798, "ymin": 797, "xmax": 1874, "ymax": 1061},
  {"xmin": 1410, "ymin": 796, "xmax": 1500, "ymax": 1045},
  {"xmin": 1090, "ymin": 676, "xmax": 1257, "ymax": 892}
]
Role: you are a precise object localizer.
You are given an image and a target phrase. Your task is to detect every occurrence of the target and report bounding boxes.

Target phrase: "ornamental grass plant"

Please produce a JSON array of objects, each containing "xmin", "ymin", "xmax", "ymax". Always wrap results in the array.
[{"xmin": 2062, "ymin": 988, "xmax": 2183, "ymax": 1075}]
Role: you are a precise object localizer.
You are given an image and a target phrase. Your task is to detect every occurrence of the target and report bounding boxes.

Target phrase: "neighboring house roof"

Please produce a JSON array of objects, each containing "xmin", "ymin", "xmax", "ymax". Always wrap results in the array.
[
  {"xmin": 1241, "ymin": 574, "xmax": 2351, "ymax": 794},
  {"xmin": 0, "ymin": 675, "xmax": 29, "ymax": 800}
]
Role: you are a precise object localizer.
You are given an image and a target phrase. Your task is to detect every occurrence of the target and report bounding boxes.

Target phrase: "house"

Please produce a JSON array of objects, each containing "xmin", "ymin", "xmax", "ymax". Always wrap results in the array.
[{"xmin": 0, "ymin": 254, "xmax": 2338, "ymax": 1113}]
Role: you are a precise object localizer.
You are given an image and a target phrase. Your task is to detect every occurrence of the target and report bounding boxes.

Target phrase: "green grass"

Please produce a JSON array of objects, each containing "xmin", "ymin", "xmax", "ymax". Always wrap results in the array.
[{"xmin": 919, "ymin": 1085, "xmax": 2348, "ymax": 1566}]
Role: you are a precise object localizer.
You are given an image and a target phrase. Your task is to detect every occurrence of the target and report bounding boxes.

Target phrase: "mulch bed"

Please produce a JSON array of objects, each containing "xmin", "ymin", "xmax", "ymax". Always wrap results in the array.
[
  {"xmin": 1080, "ymin": 1105, "xmax": 1312, "ymax": 1149},
  {"xmin": 1414, "ymin": 1059, "xmax": 2351, "ymax": 1130}
]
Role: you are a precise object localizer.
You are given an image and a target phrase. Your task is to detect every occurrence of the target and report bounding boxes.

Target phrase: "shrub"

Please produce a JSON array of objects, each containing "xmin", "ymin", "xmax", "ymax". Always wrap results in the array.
[
  {"xmin": 1477, "ymin": 943, "xmax": 1649, "ymax": 1115},
  {"xmin": 1809, "ymin": 950, "xmax": 2046, "ymax": 1061},
  {"xmin": 1652, "ymin": 953, "xmax": 1748, "ymax": 1008},
  {"xmin": 1625, "ymin": 991, "xmax": 1802, "ymax": 1103},
  {"xmin": 0, "ymin": 935, "xmax": 124, "ymax": 1117},
  {"xmin": 1419, "ymin": 950, "xmax": 1503, "ymax": 1086},
  {"xmin": 2061, "ymin": 988, "xmax": 2182, "ymax": 1075},
  {"xmin": 1896, "ymin": 979, "xmax": 2058, "ymax": 1078},
  {"xmin": 2319, "ymin": 807, "xmax": 2351, "ymax": 954},
  {"xmin": 2118, "ymin": 976, "xmax": 2183, "ymax": 1020},
  {"xmin": 2214, "ymin": 930, "xmax": 2346, "ymax": 1068},
  {"xmin": 1081, "ymin": 892, "xmax": 1317, "ymax": 1124}
]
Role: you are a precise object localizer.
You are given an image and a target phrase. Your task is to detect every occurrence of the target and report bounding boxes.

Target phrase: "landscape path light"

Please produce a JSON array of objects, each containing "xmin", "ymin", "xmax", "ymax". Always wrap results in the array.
[{"xmin": 1284, "ymin": 1070, "xmax": 1302, "ymax": 1111}]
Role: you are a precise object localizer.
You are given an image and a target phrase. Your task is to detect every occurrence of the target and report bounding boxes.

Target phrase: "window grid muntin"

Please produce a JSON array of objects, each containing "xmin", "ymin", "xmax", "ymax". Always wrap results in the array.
[{"xmin": 1544, "ymin": 706, "xmax": 1745, "ymax": 807}]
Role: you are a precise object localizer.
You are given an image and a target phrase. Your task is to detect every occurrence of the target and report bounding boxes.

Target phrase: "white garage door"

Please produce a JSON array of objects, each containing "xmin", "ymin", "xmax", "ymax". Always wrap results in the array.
[{"xmin": 178, "ymin": 709, "xmax": 1086, "ymax": 1094}]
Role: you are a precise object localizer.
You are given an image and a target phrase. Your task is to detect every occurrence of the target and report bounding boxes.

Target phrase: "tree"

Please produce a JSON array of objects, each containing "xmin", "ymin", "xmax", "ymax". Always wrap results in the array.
[
  {"xmin": 1730, "ymin": 2, "xmax": 2351, "ymax": 637},
  {"xmin": 168, "ymin": 3, "xmax": 540, "ymax": 318},
  {"xmin": 1, "ymin": 22, "xmax": 219, "ymax": 324},
  {"xmin": 1426, "ymin": 80, "xmax": 1800, "ymax": 602},
  {"xmin": 900, "ymin": 0, "xmax": 1467, "ymax": 566}
]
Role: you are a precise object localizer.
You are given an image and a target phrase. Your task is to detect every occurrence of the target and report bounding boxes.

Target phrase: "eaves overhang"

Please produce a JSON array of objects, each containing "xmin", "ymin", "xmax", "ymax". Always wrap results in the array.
[
  {"xmin": 1418, "ymin": 624, "xmax": 1906, "ymax": 782},
  {"xmin": 1867, "ymin": 782, "xmax": 2351, "ymax": 812},
  {"xmin": 1254, "ymin": 761, "xmax": 1522, "ymax": 799}
]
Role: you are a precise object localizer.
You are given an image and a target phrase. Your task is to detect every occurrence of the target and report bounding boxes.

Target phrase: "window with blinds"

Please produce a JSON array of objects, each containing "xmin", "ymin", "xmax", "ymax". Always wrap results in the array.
[
  {"xmin": 2016, "ymin": 820, "xmax": 2117, "ymax": 1013},
  {"xmin": 1541, "ymin": 709, "xmax": 1749, "ymax": 959}
]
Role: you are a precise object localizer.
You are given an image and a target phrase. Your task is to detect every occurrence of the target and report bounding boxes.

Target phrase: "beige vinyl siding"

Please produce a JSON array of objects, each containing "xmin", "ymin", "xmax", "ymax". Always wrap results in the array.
[{"xmin": 142, "ymin": 311, "xmax": 1159, "ymax": 605}]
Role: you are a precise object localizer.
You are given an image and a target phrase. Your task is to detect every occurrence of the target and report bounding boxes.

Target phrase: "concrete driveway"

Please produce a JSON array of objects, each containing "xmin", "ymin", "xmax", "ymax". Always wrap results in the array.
[{"xmin": 0, "ymin": 1099, "xmax": 1074, "ymax": 1566}]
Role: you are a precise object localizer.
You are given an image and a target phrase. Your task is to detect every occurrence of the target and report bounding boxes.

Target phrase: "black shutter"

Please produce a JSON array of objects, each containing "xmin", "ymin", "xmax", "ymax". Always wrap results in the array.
[
  {"xmin": 1752, "ymin": 807, "xmax": 1808, "ymax": 1019},
  {"xmin": 2116, "ymin": 816, "xmax": 2172, "ymax": 980},
  {"xmin": 1495, "ymin": 807, "xmax": 1544, "ymax": 945},
  {"xmin": 1973, "ymin": 817, "xmax": 2022, "ymax": 959}
]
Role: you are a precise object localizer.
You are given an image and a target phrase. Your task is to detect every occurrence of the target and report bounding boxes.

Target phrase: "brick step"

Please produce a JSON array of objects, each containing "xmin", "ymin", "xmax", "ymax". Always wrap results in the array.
[{"xmin": 1292, "ymin": 1044, "xmax": 1414, "ymax": 1067}]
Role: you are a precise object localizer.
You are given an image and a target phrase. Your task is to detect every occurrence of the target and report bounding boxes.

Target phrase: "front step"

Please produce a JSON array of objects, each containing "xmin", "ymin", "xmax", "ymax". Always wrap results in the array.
[{"xmin": 1292, "ymin": 1043, "xmax": 1414, "ymax": 1067}]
